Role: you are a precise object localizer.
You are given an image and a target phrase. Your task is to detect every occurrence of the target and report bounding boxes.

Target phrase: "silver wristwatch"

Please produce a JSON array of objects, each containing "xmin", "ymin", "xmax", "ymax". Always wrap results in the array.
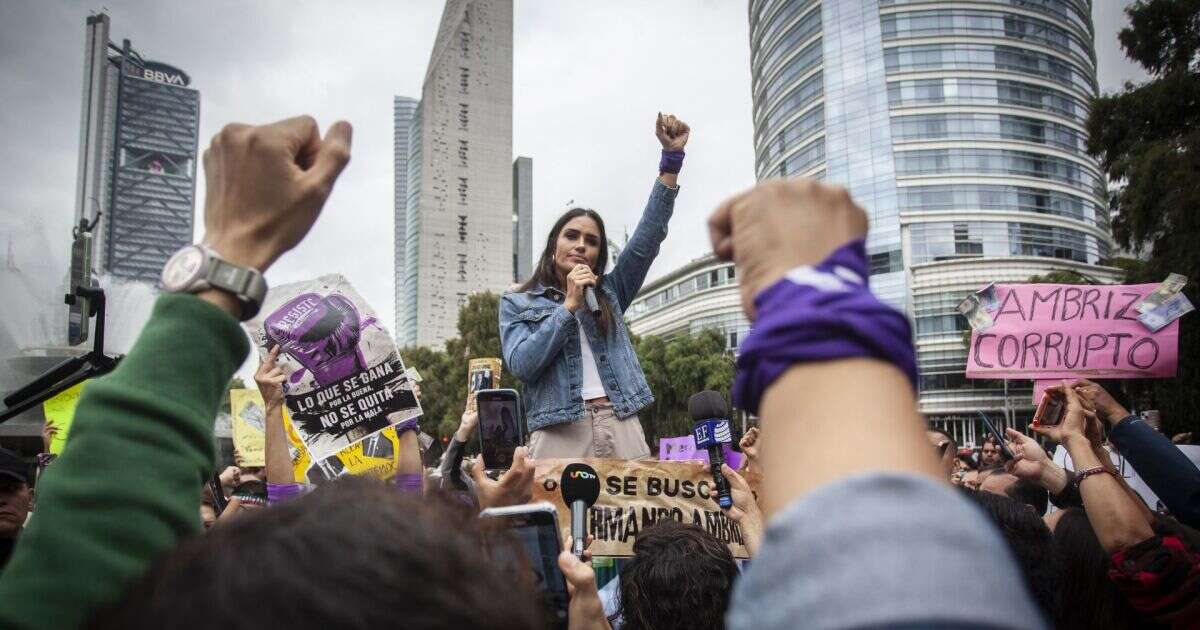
[{"xmin": 160, "ymin": 245, "xmax": 267, "ymax": 320}]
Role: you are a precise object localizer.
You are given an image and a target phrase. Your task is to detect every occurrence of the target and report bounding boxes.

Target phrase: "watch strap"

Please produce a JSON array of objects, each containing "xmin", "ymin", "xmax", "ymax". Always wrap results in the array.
[{"xmin": 206, "ymin": 256, "xmax": 267, "ymax": 320}]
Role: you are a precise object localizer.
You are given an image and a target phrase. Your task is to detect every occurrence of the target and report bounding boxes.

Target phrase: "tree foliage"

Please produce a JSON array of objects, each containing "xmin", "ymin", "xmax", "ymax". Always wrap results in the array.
[
  {"xmin": 1087, "ymin": 0, "xmax": 1200, "ymax": 434},
  {"xmin": 400, "ymin": 292, "xmax": 735, "ymax": 450}
]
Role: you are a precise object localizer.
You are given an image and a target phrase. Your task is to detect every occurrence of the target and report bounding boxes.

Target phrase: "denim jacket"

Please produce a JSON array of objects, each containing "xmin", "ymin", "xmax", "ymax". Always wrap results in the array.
[{"xmin": 500, "ymin": 179, "xmax": 678, "ymax": 431}]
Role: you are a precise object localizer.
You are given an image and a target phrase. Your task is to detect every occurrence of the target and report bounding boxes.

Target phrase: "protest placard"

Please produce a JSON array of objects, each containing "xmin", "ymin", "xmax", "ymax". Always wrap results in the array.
[
  {"xmin": 531, "ymin": 459, "xmax": 758, "ymax": 559},
  {"xmin": 965, "ymin": 283, "xmax": 1178, "ymax": 380},
  {"xmin": 658, "ymin": 435, "xmax": 744, "ymax": 470},
  {"xmin": 278, "ymin": 406, "xmax": 404, "ymax": 484},
  {"xmin": 41, "ymin": 381, "xmax": 86, "ymax": 455},
  {"xmin": 468, "ymin": 358, "xmax": 501, "ymax": 394},
  {"xmin": 243, "ymin": 274, "xmax": 422, "ymax": 461},
  {"xmin": 229, "ymin": 388, "xmax": 266, "ymax": 467}
]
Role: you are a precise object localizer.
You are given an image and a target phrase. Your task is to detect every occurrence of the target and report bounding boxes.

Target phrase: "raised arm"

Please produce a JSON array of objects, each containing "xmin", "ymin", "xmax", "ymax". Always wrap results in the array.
[
  {"xmin": 711, "ymin": 179, "xmax": 1043, "ymax": 629},
  {"xmin": 1033, "ymin": 385, "xmax": 1155, "ymax": 553},
  {"xmin": 606, "ymin": 113, "xmax": 689, "ymax": 311},
  {"xmin": 0, "ymin": 115, "xmax": 352, "ymax": 629},
  {"xmin": 499, "ymin": 295, "xmax": 575, "ymax": 383},
  {"xmin": 255, "ymin": 345, "xmax": 294, "ymax": 486},
  {"xmin": 1077, "ymin": 379, "xmax": 1200, "ymax": 528}
]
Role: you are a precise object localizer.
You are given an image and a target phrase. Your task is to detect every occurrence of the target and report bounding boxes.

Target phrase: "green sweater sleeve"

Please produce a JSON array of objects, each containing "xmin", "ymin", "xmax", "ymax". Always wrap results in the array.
[{"xmin": 0, "ymin": 294, "xmax": 248, "ymax": 628}]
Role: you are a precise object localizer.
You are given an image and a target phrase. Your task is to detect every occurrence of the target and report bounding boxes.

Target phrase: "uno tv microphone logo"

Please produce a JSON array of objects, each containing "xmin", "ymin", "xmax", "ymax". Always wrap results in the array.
[{"xmin": 569, "ymin": 470, "xmax": 597, "ymax": 480}]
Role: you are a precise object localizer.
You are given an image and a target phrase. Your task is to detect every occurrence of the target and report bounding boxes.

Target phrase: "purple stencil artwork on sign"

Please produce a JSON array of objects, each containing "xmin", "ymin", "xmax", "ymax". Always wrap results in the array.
[{"xmin": 265, "ymin": 293, "xmax": 367, "ymax": 387}]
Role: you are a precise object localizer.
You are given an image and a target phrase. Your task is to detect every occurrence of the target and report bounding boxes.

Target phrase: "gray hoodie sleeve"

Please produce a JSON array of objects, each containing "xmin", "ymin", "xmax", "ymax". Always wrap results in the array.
[{"xmin": 727, "ymin": 473, "xmax": 1046, "ymax": 630}]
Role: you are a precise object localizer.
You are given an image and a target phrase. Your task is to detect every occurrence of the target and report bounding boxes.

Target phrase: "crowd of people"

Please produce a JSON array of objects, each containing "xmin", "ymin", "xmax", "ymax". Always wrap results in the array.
[{"xmin": 1, "ymin": 111, "xmax": 1199, "ymax": 630}]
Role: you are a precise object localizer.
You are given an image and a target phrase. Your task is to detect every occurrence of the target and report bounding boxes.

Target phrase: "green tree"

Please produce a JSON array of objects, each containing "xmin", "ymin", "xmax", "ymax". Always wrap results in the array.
[
  {"xmin": 400, "ymin": 292, "xmax": 518, "ymax": 443},
  {"xmin": 401, "ymin": 296, "xmax": 736, "ymax": 450},
  {"xmin": 1087, "ymin": 0, "xmax": 1200, "ymax": 434},
  {"xmin": 634, "ymin": 328, "xmax": 735, "ymax": 447}
]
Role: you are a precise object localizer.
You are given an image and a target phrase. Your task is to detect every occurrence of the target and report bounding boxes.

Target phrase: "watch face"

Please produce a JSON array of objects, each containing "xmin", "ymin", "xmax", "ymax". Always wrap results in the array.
[{"xmin": 161, "ymin": 246, "xmax": 206, "ymax": 291}]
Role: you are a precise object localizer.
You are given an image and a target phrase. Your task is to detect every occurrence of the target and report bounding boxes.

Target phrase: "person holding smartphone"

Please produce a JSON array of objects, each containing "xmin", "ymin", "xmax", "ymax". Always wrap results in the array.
[{"xmin": 499, "ymin": 113, "xmax": 689, "ymax": 459}]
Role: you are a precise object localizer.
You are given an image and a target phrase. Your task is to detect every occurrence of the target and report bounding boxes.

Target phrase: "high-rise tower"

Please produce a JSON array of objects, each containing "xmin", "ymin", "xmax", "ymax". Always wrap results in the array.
[{"xmin": 399, "ymin": 0, "xmax": 514, "ymax": 348}]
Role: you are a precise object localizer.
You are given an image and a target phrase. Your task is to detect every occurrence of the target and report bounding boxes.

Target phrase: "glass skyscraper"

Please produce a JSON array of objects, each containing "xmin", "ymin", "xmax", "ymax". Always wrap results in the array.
[
  {"xmin": 394, "ymin": 95, "xmax": 419, "ymax": 336},
  {"xmin": 749, "ymin": 0, "xmax": 1119, "ymax": 442}
]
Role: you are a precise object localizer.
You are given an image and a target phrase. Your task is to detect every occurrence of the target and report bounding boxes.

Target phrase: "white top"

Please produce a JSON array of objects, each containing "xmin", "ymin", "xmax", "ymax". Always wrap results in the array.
[{"xmin": 576, "ymin": 315, "xmax": 607, "ymax": 400}]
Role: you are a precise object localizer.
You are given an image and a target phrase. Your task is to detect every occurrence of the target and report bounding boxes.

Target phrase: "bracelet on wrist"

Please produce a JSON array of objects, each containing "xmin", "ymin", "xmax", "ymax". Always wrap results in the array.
[{"xmin": 1073, "ymin": 465, "xmax": 1113, "ymax": 489}]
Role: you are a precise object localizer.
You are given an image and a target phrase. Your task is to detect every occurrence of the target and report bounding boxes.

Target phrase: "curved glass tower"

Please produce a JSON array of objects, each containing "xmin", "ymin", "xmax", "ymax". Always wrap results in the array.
[{"xmin": 748, "ymin": 0, "xmax": 1118, "ymax": 442}]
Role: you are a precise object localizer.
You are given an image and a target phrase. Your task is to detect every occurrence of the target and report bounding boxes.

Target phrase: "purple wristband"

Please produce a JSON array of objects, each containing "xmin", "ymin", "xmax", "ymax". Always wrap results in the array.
[
  {"xmin": 659, "ymin": 150, "xmax": 685, "ymax": 174},
  {"xmin": 267, "ymin": 482, "xmax": 310, "ymax": 506},
  {"xmin": 394, "ymin": 473, "xmax": 424, "ymax": 495},
  {"xmin": 394, "ymin": 417, "xmax": 420, "ymax": 434},
  {"xmin": 731, "ymin": 239, "xmax": 917, "ymax": 415}
]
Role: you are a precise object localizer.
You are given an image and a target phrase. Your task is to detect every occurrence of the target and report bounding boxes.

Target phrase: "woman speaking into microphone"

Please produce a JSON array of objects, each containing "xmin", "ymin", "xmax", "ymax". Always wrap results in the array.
[{"xmin": 500, "ymin": 113, "xmax": 690, "ymax": 459}]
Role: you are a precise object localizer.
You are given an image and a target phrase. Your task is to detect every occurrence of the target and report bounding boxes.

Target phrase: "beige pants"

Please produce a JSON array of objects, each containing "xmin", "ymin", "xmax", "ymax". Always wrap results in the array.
[{"xmin": 528, "ymin": 401, "xmax": 651, "ymax": 459}]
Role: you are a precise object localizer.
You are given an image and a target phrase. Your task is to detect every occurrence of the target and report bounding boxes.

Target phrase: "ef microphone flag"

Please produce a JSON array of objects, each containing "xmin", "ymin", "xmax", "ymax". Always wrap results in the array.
[
  {"xmin": 560, "ymin": 462, "xmax": 601, "ymax": 559},
  {"xmin": 688, "ymin": 390, "xmax": 734, "ymax": 510}
]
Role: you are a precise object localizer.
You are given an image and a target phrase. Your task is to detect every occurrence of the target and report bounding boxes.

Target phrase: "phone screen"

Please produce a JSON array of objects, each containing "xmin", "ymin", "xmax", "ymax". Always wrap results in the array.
[
  {"xmin": 479, "ymin": 392, "xmax": 522, "ymax": 470},
  {"xmin": 483, "ymin": 509, "xmax": 569, "ymax": 628}
]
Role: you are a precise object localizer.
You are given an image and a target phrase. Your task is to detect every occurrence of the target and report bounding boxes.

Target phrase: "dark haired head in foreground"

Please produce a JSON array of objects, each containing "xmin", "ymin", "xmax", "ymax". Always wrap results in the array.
[
  {"xmin": 1052, "ymin": 508, "xmax": 1141, "ymax": 630},
  {"xmin": 964, "ymin": 490, "xmax": 1060, "ymax": 625},
  {"xmin": 88, "ymin": 477, "xmax": 542, "ymax": 630},
  {"xmin": 619, "ymin": 520, "xmax": 738, "ymax": 630}
]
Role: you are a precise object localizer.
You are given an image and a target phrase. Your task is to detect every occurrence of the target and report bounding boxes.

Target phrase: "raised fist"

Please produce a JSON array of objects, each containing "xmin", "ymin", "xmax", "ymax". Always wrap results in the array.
[
  {"xmin": 265, "ymin": 293, "xmax": 366, "ymax": 387},
  {"xmin": 656, "ymin": 112, "xmax": 690, "ymax": 152}
]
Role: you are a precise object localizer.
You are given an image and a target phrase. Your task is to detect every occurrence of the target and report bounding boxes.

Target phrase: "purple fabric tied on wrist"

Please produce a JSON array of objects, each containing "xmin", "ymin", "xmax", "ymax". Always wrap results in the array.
[
  {"xmin": 732, "ymin": 239, "xmax": 917, "ymax": 415},
  {"xmin": 267, "ymin": 482, "xmax": 310, "ymax": 505},
  {"xmin": 659, "ymin": 150, "xmax": 685, "ymax": 174},
  {"xmin": 394, "ymin": 473, "xmax": 423, "ymax": 495},
  {"xmin": 394, "ymin": 417, "xmax": 420, "ymax": 434}
]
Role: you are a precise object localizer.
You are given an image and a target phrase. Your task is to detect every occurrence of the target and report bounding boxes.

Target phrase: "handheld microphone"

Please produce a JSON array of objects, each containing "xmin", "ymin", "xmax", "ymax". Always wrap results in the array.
[
  {"xmin": 584, "ymin": 286, "xmax": 600, "ymax": 316},
  {"xmin": 560, "ymin": 462, "xmax": 601, "ymax": 559},
  {"xmin": 688, "ymin": 391, "xmax": 734, "ymax": 510}
]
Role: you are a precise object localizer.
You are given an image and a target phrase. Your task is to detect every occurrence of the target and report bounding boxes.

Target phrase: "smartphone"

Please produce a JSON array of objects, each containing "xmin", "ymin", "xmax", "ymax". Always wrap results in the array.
[
  {"xmin": 1033, "ymin": 390, "xmax": 1066, "ymax": 427},
  {"xmin": 479, "ymin": 502, "xmax": 569, "ymax": 629},
  {"xmin": 977, "ymin": 411, "xmax": 1014, "ymax": 460},
  {"xmin": 478, "ymin": 388, "xmax": 523, "ymax": 470}
]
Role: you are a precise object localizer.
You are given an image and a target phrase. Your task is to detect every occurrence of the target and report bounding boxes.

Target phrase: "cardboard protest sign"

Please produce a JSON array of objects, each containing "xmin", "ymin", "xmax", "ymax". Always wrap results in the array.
[
  {"xmin": 531, "ymin": 458, "xmax": 758, "ymax": 559},
  {"xmin": 243, "ymin": 274, "xmax": 422, "ymax": 461},
  {"xmin": 468, "ymin": 358, "xmax": 501, "ymax": 393},
  {"xmin": 658, "ymin": 436, "xmax": 744, "ymax": 470},
  {"xmin": 229, "ymin": 388, "xmax": 267, "ymax": 467},
  {"xmin": 278, "ymin": 405, "xmax": 404, "ymax": 484},
  {"xmin": 41, "ymin": 381, "xmax": 87, "ymax": 455},
  {"xmin": 966, "ymin": 284, "xmax": 1178, "ymax": 380}
]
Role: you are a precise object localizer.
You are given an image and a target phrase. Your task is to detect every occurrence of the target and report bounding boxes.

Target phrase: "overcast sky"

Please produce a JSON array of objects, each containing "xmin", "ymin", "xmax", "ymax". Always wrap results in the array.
[{"xmin": 0, "ymin": 0, "xmax": 1151, "ymax": 354}]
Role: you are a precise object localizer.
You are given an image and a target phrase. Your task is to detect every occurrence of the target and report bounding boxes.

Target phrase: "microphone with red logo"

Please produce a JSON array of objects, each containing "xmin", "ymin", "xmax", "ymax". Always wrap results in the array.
[
  {"xmin": 689, "ymin": 390, "xmax": 734, "ymax": 510},
  {"xmin": 560, "ymin": 462, "xmax": 601, "ymax": 559}
]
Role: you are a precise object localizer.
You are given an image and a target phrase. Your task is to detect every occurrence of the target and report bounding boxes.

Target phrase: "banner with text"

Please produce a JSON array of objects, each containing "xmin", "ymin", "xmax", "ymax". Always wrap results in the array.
[
  {"xmin": 966, "ymin": 283, "xmax": 1178, "ymax": 380},
  {"xmin": 243, "ymin": 274, "xmax": 422, "ymax": 461},
  {"xmin": 531, "ymin": 458, "xmax": 758, "ymax": 559}
]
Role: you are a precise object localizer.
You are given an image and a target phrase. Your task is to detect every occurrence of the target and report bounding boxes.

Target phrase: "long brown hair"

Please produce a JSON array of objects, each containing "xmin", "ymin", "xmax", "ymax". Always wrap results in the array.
[{"xmin": 517, "ymin": 207, "xmax": 615, "ymax": 337}]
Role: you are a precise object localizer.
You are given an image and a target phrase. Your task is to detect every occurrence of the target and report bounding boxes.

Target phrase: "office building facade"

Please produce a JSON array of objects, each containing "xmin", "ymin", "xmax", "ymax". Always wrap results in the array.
[
  {"xmin": 399, "ymin": 0, "xmax": 514, "ymax": 348},
  {"xmin": 394, "ymin": 96, "xmax": 419, "ymax": 335},
  {"xmin": 632, "ymin": 0, "xmax": 1119, "ymax": 443},
  {"xmin": 78, "ymin": 19, "xmax": 200, "ymax": 282}
]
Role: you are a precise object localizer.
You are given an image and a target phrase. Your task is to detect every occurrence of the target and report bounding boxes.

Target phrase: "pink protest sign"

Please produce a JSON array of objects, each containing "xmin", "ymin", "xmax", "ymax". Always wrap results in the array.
[
  {"xmin": 966, "ymin": 284, "xmax": 1178, "ymax": 380},
  {"xmin": 658, "ymin": 436, "xmax": 743, "ymax": 470}
]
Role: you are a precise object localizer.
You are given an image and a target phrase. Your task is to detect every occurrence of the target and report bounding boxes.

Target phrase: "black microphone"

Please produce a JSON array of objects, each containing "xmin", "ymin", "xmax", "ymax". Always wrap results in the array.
[
  {"xmin": 688, "ymin": 391, "xmax": 734, "ymax": 510},
  {"xmin": 560, "ymin": 462, "xmax": 601, "ymax": 559},
  {"xmin": 584, "ymin": 286, "xmax": 600, "ymax": 316}
]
